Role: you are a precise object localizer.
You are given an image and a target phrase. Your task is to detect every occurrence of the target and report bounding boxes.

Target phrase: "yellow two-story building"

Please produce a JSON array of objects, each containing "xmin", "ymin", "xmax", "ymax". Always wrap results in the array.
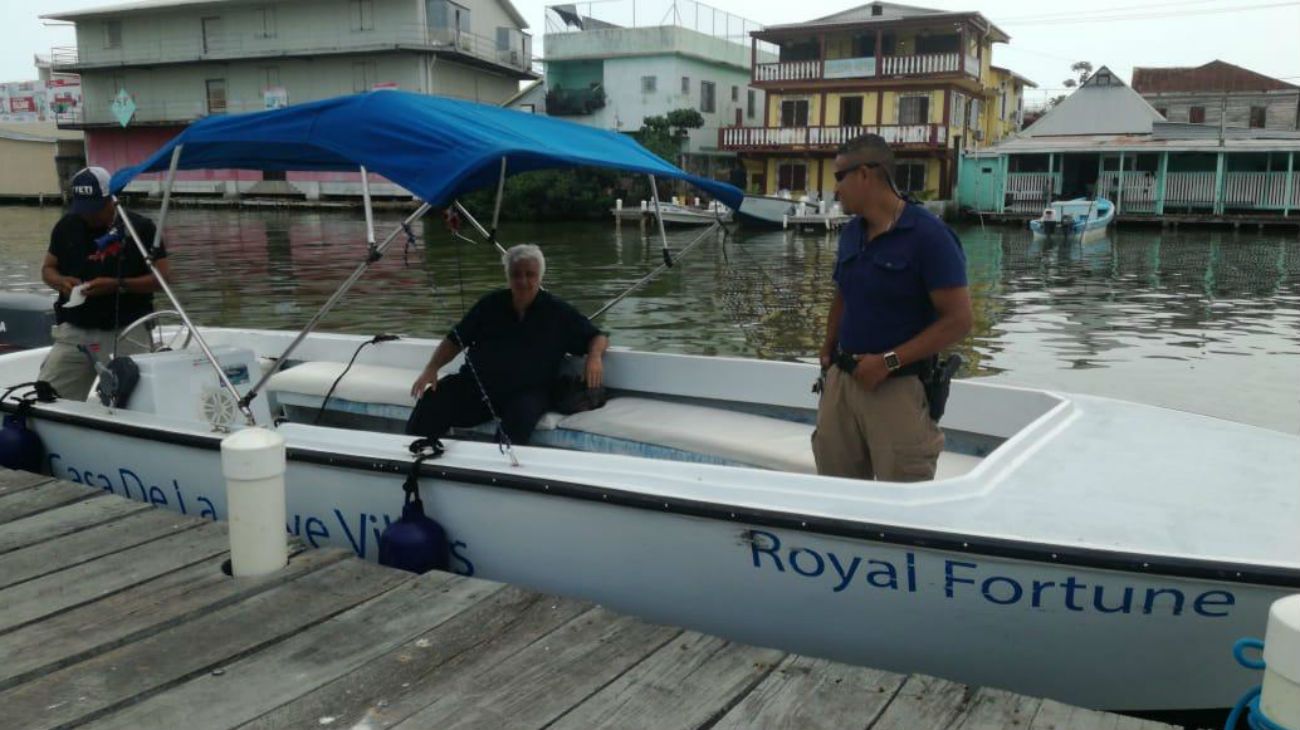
[{"xmin": 720, "ymin": 2, "xmax": 1033, "ymax": 202}]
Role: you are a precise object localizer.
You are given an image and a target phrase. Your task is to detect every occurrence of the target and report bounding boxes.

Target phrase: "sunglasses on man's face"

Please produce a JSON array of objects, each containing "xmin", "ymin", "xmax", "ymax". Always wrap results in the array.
[{"xmin": 833, "ymin": 162, "xmax": 881, "ymax": 183}]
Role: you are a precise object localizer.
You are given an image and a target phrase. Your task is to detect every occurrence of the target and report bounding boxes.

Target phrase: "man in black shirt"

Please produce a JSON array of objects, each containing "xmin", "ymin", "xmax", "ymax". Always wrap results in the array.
[
  {"xmin": 38, "ymin": 167, "xmax": 170, "ymax": 400},
  {"xmin": 407, "ymin": 244, "xmax": 608, "ymax": 445}
]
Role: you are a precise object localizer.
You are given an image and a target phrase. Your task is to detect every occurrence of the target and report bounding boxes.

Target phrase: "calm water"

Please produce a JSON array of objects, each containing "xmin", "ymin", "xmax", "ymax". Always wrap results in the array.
[{"xmin": 2, "ymin": 204, "xmax": 1296, "ymax": 433}]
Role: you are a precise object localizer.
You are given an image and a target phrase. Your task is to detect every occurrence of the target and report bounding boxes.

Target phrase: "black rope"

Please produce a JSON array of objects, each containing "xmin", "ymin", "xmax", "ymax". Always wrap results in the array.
[{"xmin": 311, "ymin": 334, "xmax": 400, "ymax": 425}]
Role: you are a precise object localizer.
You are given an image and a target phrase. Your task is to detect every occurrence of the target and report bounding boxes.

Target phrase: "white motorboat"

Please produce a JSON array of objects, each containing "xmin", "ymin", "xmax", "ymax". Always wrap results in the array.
[
  {"xmin": 1031, "ymin": 197, "xmax": 1115, "ymax": 241},
  {"xmin": 3, "ymin": 92, "xmax": 1295, "ymax": 714},
  {"xmin": 611, "ymin": 201, "xmax": 732, "ymax": 226}
]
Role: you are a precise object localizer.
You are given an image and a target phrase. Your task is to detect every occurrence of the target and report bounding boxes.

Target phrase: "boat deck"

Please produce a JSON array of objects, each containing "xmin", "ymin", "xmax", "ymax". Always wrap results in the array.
[{"xmin": 0, "ymin": 468, "xmax": 1176, "ymax": 730}]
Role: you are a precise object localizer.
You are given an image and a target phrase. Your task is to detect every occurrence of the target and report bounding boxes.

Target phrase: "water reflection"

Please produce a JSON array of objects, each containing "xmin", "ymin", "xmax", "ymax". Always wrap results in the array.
[{"xmin": 0, "ymin": 205, "xmax": 1296, "ymax": 430}]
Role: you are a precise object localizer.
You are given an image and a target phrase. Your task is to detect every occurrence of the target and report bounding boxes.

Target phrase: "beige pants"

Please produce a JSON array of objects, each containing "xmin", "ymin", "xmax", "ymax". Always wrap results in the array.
[
  {"xmin": 812, "ymin": 367, "xmax": 944, "ymax": 482},
  {"xmin": 38, "ymin": 322, "xmax": 151, "ymax": 402}
]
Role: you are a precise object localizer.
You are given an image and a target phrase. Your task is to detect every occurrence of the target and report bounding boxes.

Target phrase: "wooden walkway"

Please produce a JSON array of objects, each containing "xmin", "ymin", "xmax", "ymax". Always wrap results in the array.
[{"xmin": 0, "ymin": 469, "xmax": 1175, "ymax": 730}]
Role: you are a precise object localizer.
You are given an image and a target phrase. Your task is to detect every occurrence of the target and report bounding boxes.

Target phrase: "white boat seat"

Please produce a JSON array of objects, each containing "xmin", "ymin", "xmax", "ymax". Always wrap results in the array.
[
  {"xmin": 265, "ymin": 361, "xmax": 564, "ymax": 429},
  {"xmin": 554, "ymin": 397, "xmax": 982, "ymax": 479},
  {"xmin": 267, "ymin": 362, "xmax": 981, "ymax": 479}
]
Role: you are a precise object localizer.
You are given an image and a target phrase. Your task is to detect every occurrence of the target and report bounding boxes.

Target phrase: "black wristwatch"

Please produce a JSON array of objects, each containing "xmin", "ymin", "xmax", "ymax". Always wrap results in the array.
[{"xmin": 883, "ymin": 351, "xmax": 901, "ymax": 372}]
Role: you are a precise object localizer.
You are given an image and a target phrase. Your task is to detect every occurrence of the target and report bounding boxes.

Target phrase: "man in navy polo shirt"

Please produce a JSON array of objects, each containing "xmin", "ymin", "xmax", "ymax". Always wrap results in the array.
[{"xmin": 813, "ymin": 135, "xmax": 973, "ymax": 481}]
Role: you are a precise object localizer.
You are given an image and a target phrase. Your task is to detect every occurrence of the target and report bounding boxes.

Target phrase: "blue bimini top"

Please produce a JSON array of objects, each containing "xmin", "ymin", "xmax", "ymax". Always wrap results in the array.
[{"xmin": 110, "ymin": 90, "xmax": 743, "ymax": 210}]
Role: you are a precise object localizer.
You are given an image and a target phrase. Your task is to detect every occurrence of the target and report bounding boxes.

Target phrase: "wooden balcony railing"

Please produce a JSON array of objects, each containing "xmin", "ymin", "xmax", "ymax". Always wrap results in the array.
[
  {"xmin": 719, "ymin": 124, "xmax": 947, "ymax": 149},
  {"xmin": 754, "ymin": 52, "xmax": 979, "ymax": 83}
]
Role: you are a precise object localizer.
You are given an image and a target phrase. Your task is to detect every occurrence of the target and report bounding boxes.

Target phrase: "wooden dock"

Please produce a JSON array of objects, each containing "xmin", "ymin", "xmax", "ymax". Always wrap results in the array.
[{"xmin": 0, "ymin": 469, "xmax": 1175, "ymax": 730}]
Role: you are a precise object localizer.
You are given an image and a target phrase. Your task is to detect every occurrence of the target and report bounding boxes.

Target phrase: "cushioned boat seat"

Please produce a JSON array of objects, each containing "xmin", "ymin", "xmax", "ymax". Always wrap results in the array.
[{"xmin": 267, "ymin": 362, "xmax": 982, "ymax": 478}]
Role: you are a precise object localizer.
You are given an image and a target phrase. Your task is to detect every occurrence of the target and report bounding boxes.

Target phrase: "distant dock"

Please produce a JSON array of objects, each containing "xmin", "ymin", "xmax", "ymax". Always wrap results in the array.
[{"xmin": 0, "ymin": 469, "xmax": 1176, "ymax": 729}]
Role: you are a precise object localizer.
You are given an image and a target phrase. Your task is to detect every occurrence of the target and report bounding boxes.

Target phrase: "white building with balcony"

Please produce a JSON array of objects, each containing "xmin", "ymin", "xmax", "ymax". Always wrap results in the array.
[
  {"xmin": 541, "ymin": 0, "xmax": 773, "ymax": 179},
  {"xmin": 44, "ymin": 0, "xmax": 536, "ymax": 196}
]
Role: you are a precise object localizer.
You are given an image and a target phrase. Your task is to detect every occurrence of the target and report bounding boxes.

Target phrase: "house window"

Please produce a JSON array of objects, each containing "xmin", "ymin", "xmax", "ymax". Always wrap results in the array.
[
  {"xmin": 1250, "ymin": 106, "xmax": 1266, "ymax": 128},
  {"xmin": 205, "ymin": 79, "xmax": 227, "ymax": 114},
  {"xmin": 840, "ymin": 96, "xmax": 863, "ymax": 126},
  {"xmin": 731, "ymin": 85, "xmax": 739, "ymax": 102},
  {"xmin": 351, "ymin": 0, "xmax": 375, "ymax": 31},
  {"xmin": 104, "ymin": 20, "xmax": 123, "ymax": 49},
  {"xmin": 700, "ymin": 81, "xmax": 716, "ymax": 113},
  {"xmin": 898, "ymin": 95, "xmax": 929, "ymax": 125},
  {"xmin": 895, "ymin": 161, "xmax": 926, "ymax": 193},
  {"xmin": 353, "ymin": 62, "xmax": 378, "ymax": 92},
  {"xmin": 777, "ymin": 162, "xmax": 807, "ymax": 192},
  {"xmin": 780, "ymin": 99, "xmax": 809, "ymax": 127},
  {"xmin": 257, "ymin": 7, "xmax": 277, "ymax": 38},
  {"xmin": 1189, "ymin": 106, "xmax": 1205, "ymax": 123},
  {"xmin": 681, "ymin": 76, "xmax": 690, "ymax": 94},
  {"xmin": 746, "ymin": 89, "xmax": 756, "ymax": 119},
  {"xmin": 641, "ymin": 75, "xmax": 656, "ymax": 93}
]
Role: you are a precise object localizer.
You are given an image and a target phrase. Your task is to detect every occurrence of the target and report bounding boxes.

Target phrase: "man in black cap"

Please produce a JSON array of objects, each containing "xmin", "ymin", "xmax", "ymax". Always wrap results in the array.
[
  {"xmin": 38, "ymin": 167, "xmax": 170, "ymax": 400},
  {"xmin": 813, "ymin": 134, "xmax": 972, "ymax": 482}
]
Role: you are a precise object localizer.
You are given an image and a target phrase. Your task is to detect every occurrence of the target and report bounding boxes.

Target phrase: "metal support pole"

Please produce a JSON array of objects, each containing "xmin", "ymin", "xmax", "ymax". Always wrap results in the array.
[
  {"xmin": 114, "ymin": 199, "xmax": 257, "ymax": 426},
  {"xmin": 491, "ymin": 156, "xmax": 508, "ymax": 236},
  {"xmin": 589, "ymin": 223, "xmax": 719, "ymax": 321},
  {"xmin": 152, "ymin": 145, "xmax": 183, "ymax": 252},
  {"xmin": 360, "ymin": 166, "xmax": 376, "ymax": 248},
  {"xmin": 1116, "ymin": 150, "xmax": 1125, "ymax": 215},
  {"xmin": 1214, "ymin": 151, "xmax": 1226, "ymax": 216},
  {"xmin": 452, "ymin": 200, "xmax": 508, "ymax": 256},
  {"xmin": 242, "ymin": 202, "xmax": 434, "ymax": 407},
  {"xmin": 647, "ymin": 174, "xmax": 671, "ymax": 266}
]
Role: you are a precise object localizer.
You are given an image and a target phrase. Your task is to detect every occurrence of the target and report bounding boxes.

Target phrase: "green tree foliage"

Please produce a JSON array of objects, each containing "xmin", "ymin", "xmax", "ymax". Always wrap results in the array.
[{"xmin": 461, "ymin": 108, "xmax": 706, "ymax": 221}]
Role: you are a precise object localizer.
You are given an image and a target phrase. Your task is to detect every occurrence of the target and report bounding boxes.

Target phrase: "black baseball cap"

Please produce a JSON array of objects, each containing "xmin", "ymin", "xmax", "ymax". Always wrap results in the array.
[{"xmin": 69, "ymin": 167, "xmax": 113, "ymax": 214}]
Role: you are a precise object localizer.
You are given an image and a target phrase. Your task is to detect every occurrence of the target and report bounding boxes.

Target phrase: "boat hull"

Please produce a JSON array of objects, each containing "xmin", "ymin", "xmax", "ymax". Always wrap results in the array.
[
  {"xmin": 29, "ymin": 413, "xmax": 1286, "ymax": 713},
  {"xmin": 736, "ymin": 195, "xmax": 798, "ymax": 227}
]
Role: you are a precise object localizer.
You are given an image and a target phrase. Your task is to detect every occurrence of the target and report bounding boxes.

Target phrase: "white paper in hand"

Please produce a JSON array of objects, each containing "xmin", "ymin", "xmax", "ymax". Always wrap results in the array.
[{"xmin": 64, "ymin": 284, "xmax": 88, "ymax": 308}]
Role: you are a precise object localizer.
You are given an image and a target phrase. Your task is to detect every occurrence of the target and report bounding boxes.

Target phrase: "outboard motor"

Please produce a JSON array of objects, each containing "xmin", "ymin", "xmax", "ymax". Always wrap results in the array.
[
  {"xmin": 1040, "ymin": 207, "xmax": 1057, "ymax": 235},
  {"xmin": 378, "ymin": 441, "xmax": 450, "ymax": 574},
  {"xmin": 0, "ymin": 293, "xmax": 55, "ymax": 353}
]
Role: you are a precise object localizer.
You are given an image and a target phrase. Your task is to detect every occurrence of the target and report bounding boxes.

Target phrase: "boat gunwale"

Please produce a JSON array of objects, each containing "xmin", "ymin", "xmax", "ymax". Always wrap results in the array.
[{"xmin": 9, "ymin": 398, "xmax": 1300, "ymax": 591}]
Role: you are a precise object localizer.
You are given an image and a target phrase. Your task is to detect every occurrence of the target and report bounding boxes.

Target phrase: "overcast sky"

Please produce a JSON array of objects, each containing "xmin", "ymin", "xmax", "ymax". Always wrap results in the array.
[{"xmin": 4, "ymin": 0, "xmax": 1298, "ymax": 108}]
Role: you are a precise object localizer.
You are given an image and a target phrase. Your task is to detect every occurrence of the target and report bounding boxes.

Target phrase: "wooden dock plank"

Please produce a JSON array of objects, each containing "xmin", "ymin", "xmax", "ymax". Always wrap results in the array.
[
  {"xmin": 712, "ymin": 655, "xmax": 905, "ymax": 730},
  {"xmin": 953, "ymin": 687, "xmax": 1042, "ymax": 729},
  {"xmin": 0, "ymin": 467, "xmax": 57, "ymax": 496},
  {"xmin": 0, "ymin": 479, "xmax": 100, "ymax": 524},
  {"xmin": 240, "ymin": 589, "xmax": 594, "ymax": 730},
  {"xmin": 0, "ymin": 507, "xmax": 205, "ymax": 588},
  {"xmin": 0, "ymin": 548, "xmax": 349, "ymax": 692},
  {"xmin": 0, "ymin": 495, "xmax": 151, "ymax": 555},
  {"xmin": 0, "ymin": 558, "xmax": 410, "ymax": 730},
  {"xmin": 548, "ymin": 632, "xmax": 786, "ymax": 730},
  {"xmin": 0, "ymin": 521, "xmax": 231, "ymax": 633},
  {"xmin": 92, "ymin": 572, "xmax": 499, "ymax": 730},
  {"xmin": 871, "ymin": 674, "xmax": 976, "ymax": 729},
  {"xmin": 1029, "ymin": 699, "xmax": 1126, "ymax": 729},
  {"xmin": 389, "ymin": 608, "xmax": 682, "ymax": 730}
]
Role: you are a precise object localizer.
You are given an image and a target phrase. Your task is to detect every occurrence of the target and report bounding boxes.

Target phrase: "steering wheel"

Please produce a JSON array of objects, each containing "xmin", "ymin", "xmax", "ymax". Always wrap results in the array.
[{"xmin": 117, "ymin": 310, "xmax": 195, "ymax": 353}]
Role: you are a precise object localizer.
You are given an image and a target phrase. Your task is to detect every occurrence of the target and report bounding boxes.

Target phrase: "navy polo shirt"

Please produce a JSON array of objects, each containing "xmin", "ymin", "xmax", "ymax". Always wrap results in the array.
[
  {"xmin": 449, "ymin": 289, "xmax": 602, "ymax": 397},
  {"xmin": 833, "ymin": 204, "xmax": 967, "ymax": 354}
]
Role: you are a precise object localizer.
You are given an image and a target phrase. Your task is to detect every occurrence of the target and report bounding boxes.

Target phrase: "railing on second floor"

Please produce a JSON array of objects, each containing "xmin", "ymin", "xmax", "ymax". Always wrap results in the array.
[
  {"xmin": 545, "ymin": 86, "xmax": 606, "ymax": 116},
  {"xmin": 756, "ymin": 52, "xmax": 980, "ymax": 83},
  {"xmin": 719, "ymin": 123, "xmax": 947, "ymax": 149},
  {"xmin": 49, "ymin": 24, "xmax": 532, "ymax": 74}
]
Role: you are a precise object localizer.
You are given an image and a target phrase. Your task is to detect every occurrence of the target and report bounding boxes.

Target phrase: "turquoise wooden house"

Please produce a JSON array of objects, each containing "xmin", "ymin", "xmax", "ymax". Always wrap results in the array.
[{"xmin": 958, "ymin": 66, "xmax": 1300, "ymax": 218}]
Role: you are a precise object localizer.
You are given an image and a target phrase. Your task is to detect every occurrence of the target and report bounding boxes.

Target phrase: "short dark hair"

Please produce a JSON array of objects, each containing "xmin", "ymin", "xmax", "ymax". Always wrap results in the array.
[{"xmin": 836, "ymin": 133, "xmax": 895, "ymax": 179}]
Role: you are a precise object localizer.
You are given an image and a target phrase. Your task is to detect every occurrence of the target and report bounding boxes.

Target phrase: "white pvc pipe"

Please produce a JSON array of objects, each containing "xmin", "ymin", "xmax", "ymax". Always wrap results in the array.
[
  {"xmin": 221, "ymin": 427, "xmax": 287, "ymax": 577},
  {"xmin": 1262, "ymin": 594, "xmax": 1300, "ymax": 726}
]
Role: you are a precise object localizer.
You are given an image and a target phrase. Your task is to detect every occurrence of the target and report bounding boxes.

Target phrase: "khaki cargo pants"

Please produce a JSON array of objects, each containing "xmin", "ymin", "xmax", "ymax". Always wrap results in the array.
[
  {"xmin": 38, "ymin": 322, "xmax": 151, "ymax": 402},
  {"xmin": 812, "ymin": 367, "xmax": 944, "ymax": 482}
]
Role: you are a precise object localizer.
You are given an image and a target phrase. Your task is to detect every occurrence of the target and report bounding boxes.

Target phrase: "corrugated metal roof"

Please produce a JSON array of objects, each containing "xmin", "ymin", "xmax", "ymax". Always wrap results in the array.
[
  {"xmin": 762, "ymin": 2, "xmax": 1009, "ymax": 41},
  {"xmin": 1020, "ymin": 66, "xmax": 1164, "ymax": 137},
  {"xmin": 985, "ymin": 133, "xmax": 1300, "ymax": 154},
  {"xmin": 1132, "ymin": 60, "xmax": 1298, "ymax": 94}
]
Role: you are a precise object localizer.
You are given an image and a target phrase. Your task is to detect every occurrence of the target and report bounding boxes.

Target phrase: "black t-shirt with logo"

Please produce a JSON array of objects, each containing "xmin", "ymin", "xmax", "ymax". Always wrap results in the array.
[{"xmin": 47, "ymin": 211, "xmax": 167, "ymax": 331}]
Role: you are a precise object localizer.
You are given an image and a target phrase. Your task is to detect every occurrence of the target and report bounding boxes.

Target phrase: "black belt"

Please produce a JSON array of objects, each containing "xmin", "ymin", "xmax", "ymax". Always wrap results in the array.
[{"xmin": 835, "ymin": 348, "xmax": 933, "ymax": 379}]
